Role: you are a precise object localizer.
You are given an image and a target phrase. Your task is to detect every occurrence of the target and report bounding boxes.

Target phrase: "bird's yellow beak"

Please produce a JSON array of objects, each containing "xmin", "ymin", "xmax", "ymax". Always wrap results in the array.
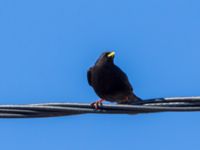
[{"xmin": 107, "ymin": 51, "xmax": 115, "ymax": 58}]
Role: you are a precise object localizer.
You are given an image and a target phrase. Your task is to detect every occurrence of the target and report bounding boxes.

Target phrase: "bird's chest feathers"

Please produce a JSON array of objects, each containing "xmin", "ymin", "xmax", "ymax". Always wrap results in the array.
[{"xmin": 93, "ymin": 65, "xmax": 119, "ymax": 91}]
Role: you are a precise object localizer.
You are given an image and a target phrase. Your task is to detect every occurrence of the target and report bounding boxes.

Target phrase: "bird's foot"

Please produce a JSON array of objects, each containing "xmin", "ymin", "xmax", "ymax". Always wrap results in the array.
[{"xmin": 91, "ymin": 99, "xmax": 105, "ymax": 110}]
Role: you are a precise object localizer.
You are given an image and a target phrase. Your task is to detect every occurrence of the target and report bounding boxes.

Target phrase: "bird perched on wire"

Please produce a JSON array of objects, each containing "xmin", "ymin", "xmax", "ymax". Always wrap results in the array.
[{"xmin": 87, "ymin": 51, "xmax": 142, "ymax": 109}]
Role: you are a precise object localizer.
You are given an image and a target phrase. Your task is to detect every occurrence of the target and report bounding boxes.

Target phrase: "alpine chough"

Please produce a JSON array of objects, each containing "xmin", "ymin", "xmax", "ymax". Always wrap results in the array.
[{"xmin": 87, "ymin": 51, "xmax": 141, "ymax": 108}]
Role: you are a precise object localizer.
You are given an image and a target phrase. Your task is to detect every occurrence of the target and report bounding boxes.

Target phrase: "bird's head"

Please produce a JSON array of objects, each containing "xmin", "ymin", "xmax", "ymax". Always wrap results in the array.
[{"xmin": 95, "ymin": 51, "xmax": 115, "ymax": 66}]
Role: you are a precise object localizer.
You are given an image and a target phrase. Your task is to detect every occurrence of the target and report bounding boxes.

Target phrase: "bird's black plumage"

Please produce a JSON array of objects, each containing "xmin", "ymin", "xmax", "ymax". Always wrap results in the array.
[{"xmin": 87, "ymin": 51, "xmax": 141, "ymax": 105}]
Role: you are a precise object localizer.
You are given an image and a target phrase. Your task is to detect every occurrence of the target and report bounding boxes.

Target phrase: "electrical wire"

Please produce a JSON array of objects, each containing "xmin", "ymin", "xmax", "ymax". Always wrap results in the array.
[{"xmin": 0, "ymin": 96, "xmax": 200, "ymax": 118}]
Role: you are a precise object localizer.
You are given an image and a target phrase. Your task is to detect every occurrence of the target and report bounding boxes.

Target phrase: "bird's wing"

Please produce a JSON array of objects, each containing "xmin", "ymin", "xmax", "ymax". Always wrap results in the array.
[{"xmin": 87, "ymin": 67, "xmax": 93, "ymax": 86}]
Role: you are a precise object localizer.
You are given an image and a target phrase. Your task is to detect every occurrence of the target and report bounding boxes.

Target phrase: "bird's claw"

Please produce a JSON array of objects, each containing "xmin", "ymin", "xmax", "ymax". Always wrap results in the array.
[{"xmin": 91, "ymin": 101, "xmax": 103, "ymax": 110}]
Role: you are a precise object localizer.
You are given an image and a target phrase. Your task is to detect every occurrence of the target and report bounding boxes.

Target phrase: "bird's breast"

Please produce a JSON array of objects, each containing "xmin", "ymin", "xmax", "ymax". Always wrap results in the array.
[{"xmin": 92, "ymin": 65, "xmax": 128, "ymax": 95}]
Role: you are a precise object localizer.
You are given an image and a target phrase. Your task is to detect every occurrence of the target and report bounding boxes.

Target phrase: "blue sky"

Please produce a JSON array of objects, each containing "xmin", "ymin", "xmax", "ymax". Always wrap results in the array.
[{"xmin": 0, "ymin": 0, "xmax": 200, "ymax": 150}]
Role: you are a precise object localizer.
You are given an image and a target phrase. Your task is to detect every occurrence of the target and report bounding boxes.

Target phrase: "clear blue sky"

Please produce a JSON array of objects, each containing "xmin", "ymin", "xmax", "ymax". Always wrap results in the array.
[{"xmin": 0, "ymin": 0, "xmax": 200, "ymax": 150}]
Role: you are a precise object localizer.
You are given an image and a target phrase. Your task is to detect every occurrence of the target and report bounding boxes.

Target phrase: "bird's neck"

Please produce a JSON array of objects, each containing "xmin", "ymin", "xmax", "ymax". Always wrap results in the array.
[{"xmin": 95, "ymin": 61, "xmax": 114, "ymax": 66}]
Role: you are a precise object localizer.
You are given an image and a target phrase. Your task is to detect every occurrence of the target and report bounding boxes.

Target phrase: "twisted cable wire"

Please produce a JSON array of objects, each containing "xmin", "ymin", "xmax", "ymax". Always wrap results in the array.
[{"xmin": 0, "ymin": 96, "xmax": 200, "ymax": 118}]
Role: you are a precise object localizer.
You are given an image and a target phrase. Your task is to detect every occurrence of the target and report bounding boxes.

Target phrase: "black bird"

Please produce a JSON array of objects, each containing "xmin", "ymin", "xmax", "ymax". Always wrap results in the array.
[{"xmin": 87, "ymin": 51, "xmax": 141, "ymax": 108}]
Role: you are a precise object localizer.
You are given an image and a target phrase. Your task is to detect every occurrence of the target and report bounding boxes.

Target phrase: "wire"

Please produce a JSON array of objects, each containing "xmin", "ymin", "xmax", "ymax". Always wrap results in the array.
[{"xmin": 0, "ymin": 96, "xmax": 200, "ymax": 118}]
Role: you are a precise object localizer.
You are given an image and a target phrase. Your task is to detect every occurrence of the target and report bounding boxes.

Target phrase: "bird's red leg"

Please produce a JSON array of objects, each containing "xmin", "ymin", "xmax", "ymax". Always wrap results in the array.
[
  {"xmin": 98, "ymin": 99, "xmax": 105, "ymax": 103},
  {"xmin": 91, "ymin": 99, "xmax": 105, "ymax": 110}
]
